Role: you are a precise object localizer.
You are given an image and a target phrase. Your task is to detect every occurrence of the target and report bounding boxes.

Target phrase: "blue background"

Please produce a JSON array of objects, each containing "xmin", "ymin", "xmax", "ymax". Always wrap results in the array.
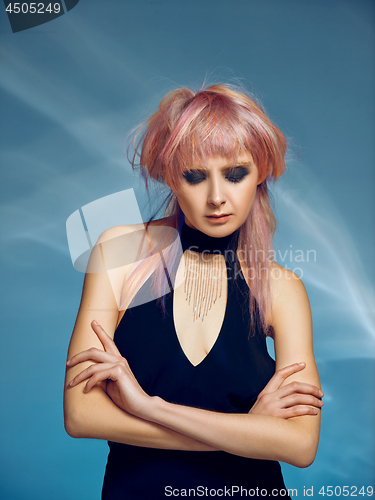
[{"xmin": 0, "ymin": 0, "xmax": 374, "ymax": 498}]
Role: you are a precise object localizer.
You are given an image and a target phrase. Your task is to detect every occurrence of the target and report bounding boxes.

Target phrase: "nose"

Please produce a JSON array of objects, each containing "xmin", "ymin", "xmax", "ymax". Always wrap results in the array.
[{"xmin": 207, "ymin": 175, "xmax": 227, "ymax": 208}]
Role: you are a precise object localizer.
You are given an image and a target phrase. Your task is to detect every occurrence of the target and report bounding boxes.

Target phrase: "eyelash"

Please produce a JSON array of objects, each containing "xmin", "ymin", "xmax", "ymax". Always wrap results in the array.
[{"xmin": 183, "ymin": 169, "xmax": 249, "ymax": 185}]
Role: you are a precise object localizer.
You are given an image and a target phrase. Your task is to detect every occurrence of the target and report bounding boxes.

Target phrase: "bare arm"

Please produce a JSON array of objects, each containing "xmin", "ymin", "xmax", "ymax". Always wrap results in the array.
[
  {"xmin": 137, "ymin": 268, "xmax": 321, "ymax": 467},
  {"xmin": 133, "ymin": 268, "xmax": 320, "ymax": 466},
  {"xmin": 63, "ymin": 226, "xmax": 216, "ymax": 451},
  {"xmin": 68, "ymin": 263, "xmax": 322, "ymax": 467}
]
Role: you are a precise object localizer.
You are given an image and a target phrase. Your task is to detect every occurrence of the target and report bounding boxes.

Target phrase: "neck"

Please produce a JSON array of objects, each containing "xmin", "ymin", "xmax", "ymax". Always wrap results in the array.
[{"xmin": 180, "ymin": 222, "xmax": 239, "ymax": 255}]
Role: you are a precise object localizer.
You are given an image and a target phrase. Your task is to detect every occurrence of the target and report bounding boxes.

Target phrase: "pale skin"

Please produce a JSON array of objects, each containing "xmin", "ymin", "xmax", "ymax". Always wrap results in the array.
[{"xmin": 64, "ymin": 153, "xmax": 323, "ymax": 467}]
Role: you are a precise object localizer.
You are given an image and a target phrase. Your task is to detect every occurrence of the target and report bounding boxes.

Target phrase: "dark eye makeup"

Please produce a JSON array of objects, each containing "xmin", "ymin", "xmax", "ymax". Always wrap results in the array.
[
  {"xmin": 182, "ymin": 170, "xmax": 206, "ymax": 185},
  {"xmin": 225, "ymin": 167, "xmax": 250, "ymax": 183},
  {"xmin": 183, "ymin": 166, "xmax": 250, "ymax": 185}
]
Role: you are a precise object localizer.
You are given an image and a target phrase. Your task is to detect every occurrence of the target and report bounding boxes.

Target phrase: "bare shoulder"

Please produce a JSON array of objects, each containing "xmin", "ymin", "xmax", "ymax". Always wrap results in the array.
[
  {"xmin": 96, "ymin": 216, "xmax": 174, "ymax": 242},
  {"xmin": 95, "ymin": 221, "xmax": 148, "ymax": 245},
  {"xmin": 92, "ymin": 216, "xmax": 175, "ymax": 279},
  {"xmin": 94, "ymin": 216, "xmax": 175, "ymax": 255},
  {"xmin": 269, "ymin": 260, "xmax": 308, "ymax": 303},
  {"xmin": 267, "ymin": 260, "xmax": 311, "ymax": 329}
]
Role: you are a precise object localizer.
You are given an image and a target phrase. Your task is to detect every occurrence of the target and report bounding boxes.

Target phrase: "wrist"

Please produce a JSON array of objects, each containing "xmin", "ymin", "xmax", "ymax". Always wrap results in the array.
[{"xmin": 140, "ymin": 395, "xmax": 165, "ymax": 422}]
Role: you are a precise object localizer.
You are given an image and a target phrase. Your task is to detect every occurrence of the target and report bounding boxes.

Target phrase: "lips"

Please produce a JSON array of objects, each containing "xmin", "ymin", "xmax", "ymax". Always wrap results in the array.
[
  {"xmin": 207, "ymin": 214, "xmax": 230, "ymax": 218},
  {"xmin": 206, "ymin": 214, "xmax": 231, "ymax": 224}
]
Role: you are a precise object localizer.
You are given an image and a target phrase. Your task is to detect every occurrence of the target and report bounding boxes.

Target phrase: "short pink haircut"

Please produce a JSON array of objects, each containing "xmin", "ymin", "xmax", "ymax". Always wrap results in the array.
[
  {"xmin": 133, "ymin": 84, "xmax": 285, "ymax": 190},
  {"xmin": 128, "ymin": 84, "xmax": 287, "ymax": 335}
]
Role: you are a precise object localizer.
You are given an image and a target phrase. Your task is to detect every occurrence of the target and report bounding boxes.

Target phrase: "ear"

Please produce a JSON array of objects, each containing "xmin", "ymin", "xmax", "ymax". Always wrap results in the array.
[
  {"xmin": 256, "ymin": 171, "xmax": 263, "ymax": 185},
  {"xmin": 250, "ymin": 161, "xmax": 262, "ymax": 185}
]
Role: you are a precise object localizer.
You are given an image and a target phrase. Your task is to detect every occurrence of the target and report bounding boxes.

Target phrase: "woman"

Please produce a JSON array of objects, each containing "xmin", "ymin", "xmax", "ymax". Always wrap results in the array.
[{"xmin": 64, "ymin": 84, "xmax": 323, "ymax": 499}]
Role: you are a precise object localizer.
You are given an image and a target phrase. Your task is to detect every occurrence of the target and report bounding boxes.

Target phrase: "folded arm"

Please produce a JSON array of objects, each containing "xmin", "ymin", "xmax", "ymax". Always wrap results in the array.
[
  {"xmin": 64, "ymin": 226, "xmax": 216, "ymax": 451},
  {"xmin": 66, "ymin": 236, "xmax": 322, "ymax": 466},
  {"xmin": 132, "ymin": 266, "xmax": 321, "ymax": 467}
]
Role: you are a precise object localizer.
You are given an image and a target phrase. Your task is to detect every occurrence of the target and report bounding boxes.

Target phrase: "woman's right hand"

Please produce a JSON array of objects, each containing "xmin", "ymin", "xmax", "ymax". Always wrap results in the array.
[
  {"xmin": 67, "ymin": 321, "xmax": 153, "ymax": 419},
  {"xmin": 249, "ymin": 362, "xmax": 324, "ymax": 419}
]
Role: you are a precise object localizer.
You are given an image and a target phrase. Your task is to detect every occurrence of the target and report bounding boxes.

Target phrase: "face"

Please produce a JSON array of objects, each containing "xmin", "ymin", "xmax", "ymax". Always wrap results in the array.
[{"xmin": 175, "ymin": 152, "xmax": 259, "ymax": 237}]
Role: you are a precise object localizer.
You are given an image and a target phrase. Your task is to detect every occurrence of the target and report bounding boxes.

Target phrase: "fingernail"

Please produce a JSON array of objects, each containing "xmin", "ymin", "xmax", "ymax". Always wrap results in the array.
[
  {"xmin": 319, "ymin": 390, "xmax": 324, "ymax": 396},
  {"xmin": 66, "ymin": 359, "xmax": 71, "ymax": 365},
  {"xmin": 299, "ymin": 362, "xmax": 305, "ymax": 367},
  {"xmin": 92, "ymin": 320, "xmax": 98, "ymax": 325}
]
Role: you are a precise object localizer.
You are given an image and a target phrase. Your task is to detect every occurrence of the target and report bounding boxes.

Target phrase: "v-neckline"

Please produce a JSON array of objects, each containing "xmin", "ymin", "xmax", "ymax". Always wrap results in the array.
[{"xmin": 171, "ymin": 253, "xmax": 230, "ymax": 368}]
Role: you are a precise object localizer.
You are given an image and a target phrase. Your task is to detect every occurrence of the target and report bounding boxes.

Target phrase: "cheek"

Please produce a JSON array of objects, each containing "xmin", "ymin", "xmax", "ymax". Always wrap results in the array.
[
  {"xmin": 177, "ymin": 186, "xmax": 204, "ymax": 207},
  {"xmin": 175, "ymin": 191, "xmax": 198, "ymax": 215},
  {"xmin": 233, "ymin": 183, "xmax": 257, "ymax": 212}
]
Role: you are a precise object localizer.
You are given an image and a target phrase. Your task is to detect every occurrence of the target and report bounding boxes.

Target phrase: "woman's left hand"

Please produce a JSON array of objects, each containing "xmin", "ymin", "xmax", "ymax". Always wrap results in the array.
[
  {"xmin": 248, "ymin": 363, "xmax": 324, "ymax": 419},
  {"xmin": 67, "ymin": 321, "xmax": 151, "ymax": 418}
]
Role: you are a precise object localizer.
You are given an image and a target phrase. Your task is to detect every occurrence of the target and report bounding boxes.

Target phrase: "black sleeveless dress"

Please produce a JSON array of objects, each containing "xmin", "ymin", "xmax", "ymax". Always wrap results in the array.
[{"xmin": 102, "ymin": 223, "xmax": 290, "ymax": 499}]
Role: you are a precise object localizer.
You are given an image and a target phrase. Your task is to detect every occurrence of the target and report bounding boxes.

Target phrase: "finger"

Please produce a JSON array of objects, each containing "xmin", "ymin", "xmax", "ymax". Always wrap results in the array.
[
  {"xmin": 67, "ymin": 347, "xmax": 118, "ymax": 367},
  {"xmin": 260, "ymin": 363, "xmax": 306, "ymax": 394},
  {"xmin": 279, "ymin": 394, "xmax": 324, "ymax": 409},
  {"xmin": 84, "ymin": 366, "xmax": 124, "ymax": 393},
  {"xmin": 91, "ymin": 321, "xmax": 120, "ymax": 356},
  {"xmin": 277, "ymin": 382, "xmax": 324, "ymax": 399},
  {"xmin": 278, "ymin": 405, "xmax": 321, "ymax": 419},
  {"xmin": 69, "ymin": 362, "xmax": 114, "ymax": 387}
]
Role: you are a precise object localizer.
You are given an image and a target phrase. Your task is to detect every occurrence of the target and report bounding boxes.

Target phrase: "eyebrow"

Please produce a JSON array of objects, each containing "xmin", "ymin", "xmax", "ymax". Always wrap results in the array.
[{"xmin": 187, "ymin": 162, "xmax": 253, "ymax": 172}]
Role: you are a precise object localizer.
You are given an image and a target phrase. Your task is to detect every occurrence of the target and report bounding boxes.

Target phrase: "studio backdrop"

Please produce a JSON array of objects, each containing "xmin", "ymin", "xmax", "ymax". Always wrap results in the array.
[{"xmin": 0, "ymin": 1, "xmax": 374, "ymax": 498}]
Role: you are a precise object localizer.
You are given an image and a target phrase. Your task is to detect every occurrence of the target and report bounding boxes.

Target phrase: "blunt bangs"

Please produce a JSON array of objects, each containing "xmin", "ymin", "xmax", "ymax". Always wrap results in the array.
[
  {"xmin": 154, "ymin": 87, "xmax": 285, "ymax": 191},
  {"xmin": 133, "ymin": 84, "xmax": 286, "ymax": 191}
]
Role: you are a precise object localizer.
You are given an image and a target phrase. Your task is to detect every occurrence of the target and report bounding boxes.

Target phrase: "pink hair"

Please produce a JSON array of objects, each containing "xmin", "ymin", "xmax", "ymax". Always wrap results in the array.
[{"xmin": 123, "ymin": 84, "xmax": 286, "ymax": 336}]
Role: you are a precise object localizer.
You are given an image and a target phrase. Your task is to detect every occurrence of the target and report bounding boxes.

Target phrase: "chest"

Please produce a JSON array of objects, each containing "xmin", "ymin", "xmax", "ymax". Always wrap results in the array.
[
  {"xmin": 173, "ymin": 250, "xmax": 229, "ymax": 366},
  {"xmin": 113, "ymin": 251, "xmax": 275, "ymax": 412}
]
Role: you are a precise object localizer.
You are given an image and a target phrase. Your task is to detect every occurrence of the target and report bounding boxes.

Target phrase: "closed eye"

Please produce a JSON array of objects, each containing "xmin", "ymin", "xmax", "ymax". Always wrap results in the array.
[
  {"xmin": 182, "ymin": 165, "xmax": 251, "ymax": 185},
  {"xmin": 182, "ymin": 170, "xmax": 206, "ymax": 185},
  {"xmin": 225, "ymin": 167, "xmax": 249, "ymax": 183}
]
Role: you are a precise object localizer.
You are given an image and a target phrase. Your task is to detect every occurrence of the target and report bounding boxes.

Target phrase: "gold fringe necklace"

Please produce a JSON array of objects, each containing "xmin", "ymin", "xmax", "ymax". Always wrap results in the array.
[{"xmin": 183, "ymin": 249, "xmax": 226, "ymax": 322}]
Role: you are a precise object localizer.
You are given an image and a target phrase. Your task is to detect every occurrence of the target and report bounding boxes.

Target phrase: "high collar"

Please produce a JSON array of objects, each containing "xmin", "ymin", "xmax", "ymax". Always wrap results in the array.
[{"xmin": 180, "ymin": 222, "xmax": 239, "ymax": 255}]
